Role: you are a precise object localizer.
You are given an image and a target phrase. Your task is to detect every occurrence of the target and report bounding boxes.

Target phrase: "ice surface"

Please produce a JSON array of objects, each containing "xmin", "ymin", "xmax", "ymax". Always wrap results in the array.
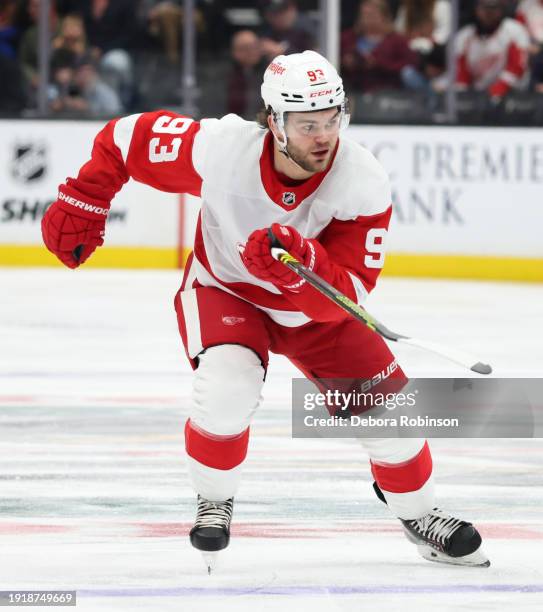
[{"xmin": 0, "ymin": 269, "xmax": 542, "ymax": 611}]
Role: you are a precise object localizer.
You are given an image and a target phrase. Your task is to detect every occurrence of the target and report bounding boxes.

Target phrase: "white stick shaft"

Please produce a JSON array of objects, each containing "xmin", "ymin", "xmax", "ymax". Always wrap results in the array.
[{"xmin": 398, "ymin": 337, "xmax": 491, "ymax": 374}]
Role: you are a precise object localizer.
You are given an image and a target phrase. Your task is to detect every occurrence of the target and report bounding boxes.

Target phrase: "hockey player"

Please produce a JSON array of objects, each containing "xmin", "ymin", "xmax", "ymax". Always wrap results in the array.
[{"xmin": 41, "ymin": 50, "xmax": 489, "ymax": 571}]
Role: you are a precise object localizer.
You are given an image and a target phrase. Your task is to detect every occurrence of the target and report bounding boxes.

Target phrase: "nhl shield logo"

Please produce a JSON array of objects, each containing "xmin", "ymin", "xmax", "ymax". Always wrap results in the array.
[
  {"xmin": 11, "ymin": 142, "xmax": 47, "ymax": 183},
  {"xmin": 282, "ymin": 192, "xmax": 296, "ymax": 206}
]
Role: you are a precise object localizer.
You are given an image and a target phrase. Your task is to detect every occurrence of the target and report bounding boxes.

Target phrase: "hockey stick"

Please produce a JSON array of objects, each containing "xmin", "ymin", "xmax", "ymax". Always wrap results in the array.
[{"xmin": 268, "ymin": 230, "xmax": 492, "ymax": 375}]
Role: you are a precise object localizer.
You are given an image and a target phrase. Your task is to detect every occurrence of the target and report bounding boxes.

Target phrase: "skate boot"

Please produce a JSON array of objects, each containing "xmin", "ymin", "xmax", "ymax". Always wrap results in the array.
[
  {"xmin": 189, "ymin": 495, "xmax": 234, "ymax": 574},
  {"xmin": 373, "ymin": 482, "xmax": 489, "ymax": 567},
  {"xmin": 401, "ymin": 507, "xmax": 490, "ymax": 567}
]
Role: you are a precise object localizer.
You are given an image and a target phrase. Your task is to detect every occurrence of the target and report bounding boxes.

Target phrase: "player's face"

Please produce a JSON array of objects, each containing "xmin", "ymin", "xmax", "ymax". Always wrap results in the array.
[{"xmin": 284, "ymin": 107, "xmax": 341, "ymax": 173}]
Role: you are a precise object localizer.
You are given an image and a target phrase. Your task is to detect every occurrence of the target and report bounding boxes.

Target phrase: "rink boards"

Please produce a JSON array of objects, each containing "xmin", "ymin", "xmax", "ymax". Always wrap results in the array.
[{"xmin": 0, "ymin": 120, "xmax": 542, "ymax": 281}]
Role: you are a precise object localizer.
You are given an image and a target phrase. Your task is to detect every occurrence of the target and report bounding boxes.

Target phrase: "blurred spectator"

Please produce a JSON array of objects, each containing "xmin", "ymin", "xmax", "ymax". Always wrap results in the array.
[
  {"xmin": 395, "ymin": 1, "xmax": 448, "ymax": 88},
  {"xmin": 144, "ymin": 1, "xmax": 183, "ymax": 65},
  {"xmin": 458, "ymin": 0, "xmax": 478, "ymax": 26},
  {"xmin": 456, "ymin": 0, "xmax": 530, "ymax": 99},
  {"xmin": 395, "ymin": 0, "xmax": 451, "ymax": 45},
  {"xmin": 19, "ymin": 0, "xmax": 59, "ymax": 90},
  {"xmin": 0, "ymin": 0, "xmax": 19, "ymax": 59},
  {"xmin": 460, "ymin": 0, "xmax": 519, "ymax": 26},
  {"xmin": 516, "ymin": 0, "xmax": 543, "ymax": 91},
  {"xmin": 227, "ymin": 29, "xmax": 268, "ymax": 118},
  {"xmin": 73, "ymin": 53, "xmax": 122, "ymax": 115},
  {"xmin": 141, "ymin": 1, "xmax": 206, "ymax": 65},
  {"xmin": 47, "ymin": 14, "xmax": 87, "ymax": 106},
  {"xmin": 49, "ymin": 50, "xmax": 121, "ymax": 116},
  {"xmin": 517, "ymin": 0, "xmax": 543, "ymax": 47},
  {"xmin": 49, "ymin": 47, "xmax": 85, "ymax": 114},
  {"xmin": 78, "ymin": 0, "xmax": 137, "ymax": 107},
  {"xmin": 258, "ymin": 0, "xmax": 316, "ymax": 60},
  {"xmin": 52, "ymin": 13, "xmax": 86, "ymax": 58},
  {"xmin": 0, "ymin": 51, "xmax": 26, "ymax": 112},
  {"xmin": 341, "ymin": 0, "xmax": 425, "ymax": 93}
]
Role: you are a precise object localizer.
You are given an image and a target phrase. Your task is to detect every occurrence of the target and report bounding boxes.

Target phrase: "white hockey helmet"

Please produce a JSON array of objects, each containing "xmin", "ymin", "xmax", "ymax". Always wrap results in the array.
[{"xmin": 261, "ymin": 50, "xmax": 350, "ymax": 147}]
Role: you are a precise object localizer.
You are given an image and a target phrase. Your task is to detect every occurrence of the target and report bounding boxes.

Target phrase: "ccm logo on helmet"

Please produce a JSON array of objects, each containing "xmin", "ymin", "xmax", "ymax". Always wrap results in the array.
[
  {"xmin": 268, "ymin": 62, "xmax": 286, "ymax": 75},
  {"xmin": 309, "ymin": 89, "xmax": 333, "ymax": 97}
]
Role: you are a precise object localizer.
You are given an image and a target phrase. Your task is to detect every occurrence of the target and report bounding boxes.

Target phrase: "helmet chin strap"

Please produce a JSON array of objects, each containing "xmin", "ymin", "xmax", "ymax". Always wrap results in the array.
[{"xmin": 277, "ymin": 138, "xmax": 310, "ymax": 174}]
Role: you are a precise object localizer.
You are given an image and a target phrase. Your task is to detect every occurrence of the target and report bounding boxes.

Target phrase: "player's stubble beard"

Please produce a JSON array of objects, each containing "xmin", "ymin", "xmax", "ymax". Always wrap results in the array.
[{"xmin": 285, "ymin": 136, "xmax": 337, "ymax": 174}]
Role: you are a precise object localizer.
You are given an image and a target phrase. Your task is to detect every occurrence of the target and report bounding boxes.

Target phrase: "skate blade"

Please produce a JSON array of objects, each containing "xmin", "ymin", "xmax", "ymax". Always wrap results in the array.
[
  {"xmin": 202, "ymin": 552, "xmax": 219, "ymax": 575},
  {"xmin": 418, "ymin": 545, "xmax": 490, "ymax": 567}
]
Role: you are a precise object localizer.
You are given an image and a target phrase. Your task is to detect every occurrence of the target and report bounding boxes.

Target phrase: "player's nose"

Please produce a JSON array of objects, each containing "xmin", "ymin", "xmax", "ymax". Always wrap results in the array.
[{"xmin": 313, "ymin": 134, "xmax": 330, "ymax": 147}]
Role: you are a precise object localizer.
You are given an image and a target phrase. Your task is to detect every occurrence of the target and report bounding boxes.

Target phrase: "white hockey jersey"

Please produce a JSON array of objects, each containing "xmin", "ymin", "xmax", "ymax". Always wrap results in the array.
[
  {"xmin": 455, "ymin": 17, "xmax": 530, "ymax": 96},
  {"xmin": 66, "ymin": 111, "xmax": 392, "ymax": 327}
]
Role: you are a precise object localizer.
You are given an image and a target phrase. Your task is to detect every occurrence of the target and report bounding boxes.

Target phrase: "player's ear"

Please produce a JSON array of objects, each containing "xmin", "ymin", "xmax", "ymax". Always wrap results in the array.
[{"xmin": 267, "ymin": 112, "xmax": 276, "ymax": 134}]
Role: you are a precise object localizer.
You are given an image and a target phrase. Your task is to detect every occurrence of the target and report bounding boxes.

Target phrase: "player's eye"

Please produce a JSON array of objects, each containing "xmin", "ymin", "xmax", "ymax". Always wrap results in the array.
[{"xmin": 301, "ymin": 124, "xmax": 313, "ymax": 134}]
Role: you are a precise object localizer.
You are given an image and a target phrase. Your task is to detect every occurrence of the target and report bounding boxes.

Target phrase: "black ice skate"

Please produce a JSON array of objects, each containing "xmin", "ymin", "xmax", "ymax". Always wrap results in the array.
[
  {"xmin": 373, "ymin": 482, "xmax": 489, "ymax": 567},
  {"xmin": 401, "ymin": 507, "xmax": 490, "ymax": 567},
  {"xmin": 190, "ymin": 495, "xmax": 234, "ymax": 574}
]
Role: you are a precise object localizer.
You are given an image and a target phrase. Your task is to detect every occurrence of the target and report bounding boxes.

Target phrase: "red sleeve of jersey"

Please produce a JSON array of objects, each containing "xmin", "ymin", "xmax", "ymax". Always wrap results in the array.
[
  {"xmin": 67, "ymin": 110, "xmax": 203, "ymax": 203},
  {"xmin": 279, "ymin": 207, "xmax": 392, "ymax": 323},
  {"xmin": 489, "ymin": 42, "xmax": 528, "ymax": 97},
  {"xmin": 456, "ymin": 52, "xmax": 471, "ymax": 87}
]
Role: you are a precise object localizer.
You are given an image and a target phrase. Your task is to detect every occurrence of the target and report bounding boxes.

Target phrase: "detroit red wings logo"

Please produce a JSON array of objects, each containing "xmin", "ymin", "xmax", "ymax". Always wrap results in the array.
[{"xmin": 222, "ymin": 315, "xmax": 246, "ymax": 326}]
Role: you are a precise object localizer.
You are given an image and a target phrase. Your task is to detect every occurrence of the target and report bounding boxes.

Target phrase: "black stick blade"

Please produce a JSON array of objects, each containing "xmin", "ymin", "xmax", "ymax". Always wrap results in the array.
[{"xmin": 73, "ymin": 245, "xmax": 84, "ymax": 262}]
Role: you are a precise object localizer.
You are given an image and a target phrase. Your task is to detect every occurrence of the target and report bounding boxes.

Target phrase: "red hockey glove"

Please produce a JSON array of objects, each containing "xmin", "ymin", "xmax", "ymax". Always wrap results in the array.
[
  {"xmin": 241, "ymin": 223, "xmax": 327, "ymax": 291},
  {"xmin": 41, "ymin": 183, "xmax": 110, "ymax": 269}
]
